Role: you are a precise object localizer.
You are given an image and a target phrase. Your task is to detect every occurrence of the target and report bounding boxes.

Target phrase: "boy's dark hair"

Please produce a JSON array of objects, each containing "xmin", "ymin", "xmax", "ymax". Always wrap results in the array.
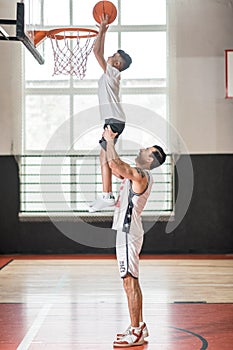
[
  {"xmin": 150, "ymin": 145, "xmax": 167, "ymax": 170},
  {"xmin": 117, "ymin": 49, "xmax": 132, "ymax": 71}
]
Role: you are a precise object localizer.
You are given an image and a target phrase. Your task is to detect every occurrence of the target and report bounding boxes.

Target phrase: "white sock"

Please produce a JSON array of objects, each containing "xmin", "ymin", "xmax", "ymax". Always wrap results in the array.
[
  {"xmin": 102, "ymin": 192, "xmax": 112, "ymax": 199},
  {"xmin": 130, "ymin": 326, "xmax": 141, "ymax": 333}
]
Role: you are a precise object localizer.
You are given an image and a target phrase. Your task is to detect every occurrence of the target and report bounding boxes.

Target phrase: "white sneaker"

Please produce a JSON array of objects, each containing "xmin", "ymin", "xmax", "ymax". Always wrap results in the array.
[
  {"xmin": 116, "ymin": 322, "xmax": 149, "ymax": 340},
  {"xmin": 89, "ymin": 195, "xmax": 115, "ymax": 212},
  {"xmin": 113, "ymin": 328, "xmax": 144, "ymax": 347}
]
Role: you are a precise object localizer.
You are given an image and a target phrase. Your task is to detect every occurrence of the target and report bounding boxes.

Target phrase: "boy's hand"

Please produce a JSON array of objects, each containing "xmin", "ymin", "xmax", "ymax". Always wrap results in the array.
[{"xmin": 97, "ymin": 14, "xmax": 109, "ymax": 33}]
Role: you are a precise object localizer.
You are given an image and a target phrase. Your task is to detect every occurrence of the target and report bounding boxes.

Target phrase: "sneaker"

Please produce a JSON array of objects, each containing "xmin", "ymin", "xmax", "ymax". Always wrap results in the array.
[
  {"xmin": 113, "ymin": 328, "xmax": 144, "ymax": 348},
  {"xmin": 116, "ymin": 322, "xmax": 149, "ymax": 340},
  {"xmin": 89, "ymin": 196, "xmax": 115, "ymax": 212}
]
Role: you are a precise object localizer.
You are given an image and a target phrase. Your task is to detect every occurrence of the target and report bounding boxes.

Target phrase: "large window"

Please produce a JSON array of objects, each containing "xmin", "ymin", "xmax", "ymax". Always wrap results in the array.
[{"xmin": 21, "ymin": 0, "xmax": 172, "ymax": 216}]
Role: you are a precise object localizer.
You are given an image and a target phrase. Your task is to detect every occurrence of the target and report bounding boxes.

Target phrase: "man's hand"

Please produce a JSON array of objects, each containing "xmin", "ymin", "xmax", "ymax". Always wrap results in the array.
[{"xmin": 103, "ymin": 125, "xmax": 118, "ymax": 142}]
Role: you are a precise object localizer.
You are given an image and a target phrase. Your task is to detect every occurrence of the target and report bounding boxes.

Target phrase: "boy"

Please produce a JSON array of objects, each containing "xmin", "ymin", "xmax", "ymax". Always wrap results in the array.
[{"xmin": 89, "ymin": 14, "xmax": 132, "ymax": 212}]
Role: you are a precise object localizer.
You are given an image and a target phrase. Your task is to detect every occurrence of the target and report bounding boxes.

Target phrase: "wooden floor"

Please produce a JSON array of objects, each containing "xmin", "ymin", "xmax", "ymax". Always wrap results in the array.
[{"xmin": 0, "ymin": 255, "xmax": 233, "ymax": 349}]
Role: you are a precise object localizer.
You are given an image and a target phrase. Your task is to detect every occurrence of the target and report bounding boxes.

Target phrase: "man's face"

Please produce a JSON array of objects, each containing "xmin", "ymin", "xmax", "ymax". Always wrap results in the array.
[{"xmin": 136, "ymin": 147, "xmax": 157, "ymax": 165}]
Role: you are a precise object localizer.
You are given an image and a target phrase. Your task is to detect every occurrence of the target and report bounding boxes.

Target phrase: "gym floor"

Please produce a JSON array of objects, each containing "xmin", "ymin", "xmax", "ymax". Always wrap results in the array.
[{"xmin": 0, "ymin": 254, "xmax": 233, "ymax": 349}]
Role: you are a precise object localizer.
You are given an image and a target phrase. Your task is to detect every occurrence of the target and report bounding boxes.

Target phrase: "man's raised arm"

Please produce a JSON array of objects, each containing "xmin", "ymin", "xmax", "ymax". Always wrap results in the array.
[{"xmin": 103, "ymin": 127, "xmax": 148, "ymax": 193}]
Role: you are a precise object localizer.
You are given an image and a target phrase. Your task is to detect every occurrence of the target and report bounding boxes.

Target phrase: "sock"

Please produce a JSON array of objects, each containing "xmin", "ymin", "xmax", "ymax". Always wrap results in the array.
[
  {"xmin": 102, "ymin": 192, "xmax": 113, "ymax": 199},
  {"xmin": 130, "ymin": 326, "xmax": 141, "ymax": 333}
]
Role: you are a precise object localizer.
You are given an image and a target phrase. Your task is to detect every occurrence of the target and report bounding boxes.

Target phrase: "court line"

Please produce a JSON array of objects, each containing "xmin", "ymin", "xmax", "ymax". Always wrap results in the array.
[
  {"xmin": 169, "ymin": 326, "xmax": 208, "ymax": 349},
  {"xmin": 16, "ymin": 274, "xmax": 67, "ymax": 350},
  {"xmin": 0, "ymin": 259, "xmax": 14, "ymax": 270}
]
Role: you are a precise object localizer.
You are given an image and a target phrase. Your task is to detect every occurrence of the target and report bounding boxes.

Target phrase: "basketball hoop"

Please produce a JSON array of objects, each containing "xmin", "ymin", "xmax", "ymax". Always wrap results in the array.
[{"xmin": 33, "ymin": 28, "xmax": 98, "ymax": 79}]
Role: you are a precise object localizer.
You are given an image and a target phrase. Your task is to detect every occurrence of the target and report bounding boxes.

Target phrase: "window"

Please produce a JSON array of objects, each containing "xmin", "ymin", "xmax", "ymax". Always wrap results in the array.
[{"xmin": 21, "ymin": 0, "xmax": 173, "ymax": 216}]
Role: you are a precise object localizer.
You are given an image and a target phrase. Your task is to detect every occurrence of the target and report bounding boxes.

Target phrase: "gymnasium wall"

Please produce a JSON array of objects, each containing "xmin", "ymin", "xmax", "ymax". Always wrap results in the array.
[
  {"xmin": 0, "ymin": 154, "xmax": 232, "ymax": 254},
  {"xmin": 0, "ymin": 0, "xmax": 233, "ymax": 254},
  {"xmin": 1, "ymin": 0, "xmax": 233, "ymax": 155},
  {"xmin": 168, "ymin": 0, "xmax": 233, "ymax": 154},
  {"xmin": 0, "ymin": 0, "xmax": 22, "ymax": 155}
]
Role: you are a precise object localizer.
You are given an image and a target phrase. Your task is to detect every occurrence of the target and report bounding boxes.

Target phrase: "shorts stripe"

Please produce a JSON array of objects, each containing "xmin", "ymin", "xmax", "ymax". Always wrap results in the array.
[{"xmin": 116, "ymin": 228, "xmax": 143, "ymax": 279}]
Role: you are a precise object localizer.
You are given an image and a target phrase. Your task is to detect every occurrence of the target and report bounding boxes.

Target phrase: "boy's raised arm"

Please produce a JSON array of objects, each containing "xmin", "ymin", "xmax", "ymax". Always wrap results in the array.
[{"xmin": 93, "ymin": 14, "xmax": 109, "ymax": 72}]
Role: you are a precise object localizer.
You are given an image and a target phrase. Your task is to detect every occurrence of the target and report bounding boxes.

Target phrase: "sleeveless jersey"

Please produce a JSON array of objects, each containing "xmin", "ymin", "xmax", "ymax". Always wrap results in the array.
[{"xmin": 112, "ymin": 169, "xmax": 153, "ymax": 233}]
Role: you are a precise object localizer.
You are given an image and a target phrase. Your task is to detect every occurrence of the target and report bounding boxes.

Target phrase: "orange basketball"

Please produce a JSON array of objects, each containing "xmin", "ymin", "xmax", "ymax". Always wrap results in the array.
[{"xmin": 93, "ymin": 1, "xmax": 117, "ymax": 25}]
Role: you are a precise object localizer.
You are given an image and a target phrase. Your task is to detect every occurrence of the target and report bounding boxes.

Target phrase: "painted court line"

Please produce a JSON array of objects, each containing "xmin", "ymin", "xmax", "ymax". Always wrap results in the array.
[{"xmin": 16, "ymin": 274, "xmax": 67, "ymax": 350}]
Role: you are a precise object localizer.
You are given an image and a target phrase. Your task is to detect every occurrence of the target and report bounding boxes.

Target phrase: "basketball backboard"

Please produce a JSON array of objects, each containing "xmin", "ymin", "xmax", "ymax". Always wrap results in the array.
[{"xmin": 0, "ymin": 0, "xmax": 44, "ymax": 64}]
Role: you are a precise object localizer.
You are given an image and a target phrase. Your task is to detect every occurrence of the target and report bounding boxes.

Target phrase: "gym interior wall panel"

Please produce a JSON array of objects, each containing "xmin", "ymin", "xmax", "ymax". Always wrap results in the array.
[
  {"xmin": 0, "ymin": 0, "xmax": 22, "ymax": 155},
  {"xmin": 168, "ymin": 0, "xmax": 233, "ymax": 153},
  {"xmin": 0, "ymin": 155, "xmax": 232, "ymax": 254}
]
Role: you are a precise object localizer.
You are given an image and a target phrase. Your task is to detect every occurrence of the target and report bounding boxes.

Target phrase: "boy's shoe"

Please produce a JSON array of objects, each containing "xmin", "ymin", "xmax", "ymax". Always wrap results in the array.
[
  {"xmin": 116, "ymin": 322, "xmax": 149, "ymax": 339},
  {"xmin": 113, "ymin": 328, "xmax": 144, "ymax": 348},
  {"xmin": 89, "ymin": 195, "xmax": 115, "ymax": 212}
]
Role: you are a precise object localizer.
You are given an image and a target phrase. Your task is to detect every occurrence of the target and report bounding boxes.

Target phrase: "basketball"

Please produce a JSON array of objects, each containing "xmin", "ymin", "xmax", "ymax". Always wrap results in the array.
[{"xmin": 93, "ymin": 1, "xmax": 117, "ymax": 25}]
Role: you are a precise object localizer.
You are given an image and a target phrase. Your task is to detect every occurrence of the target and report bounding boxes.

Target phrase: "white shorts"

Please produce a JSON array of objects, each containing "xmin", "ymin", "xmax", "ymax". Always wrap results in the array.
[{"xmin": 116, "ymin": 225, "xmax": 144, "ymax": 279}]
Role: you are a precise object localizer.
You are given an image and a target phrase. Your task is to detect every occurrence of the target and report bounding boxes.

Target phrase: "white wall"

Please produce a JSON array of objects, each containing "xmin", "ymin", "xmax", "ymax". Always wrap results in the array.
[
  {"xmin": 169, "ymin": 0, "xmax": 233, "ymax": 153},
  {"xmin": 0, "ymin": 0, "xmax": 22, "ymax": 155},
  {"xmin": 0, "ymin": 0, "xmax": 232, "ymax": 155}
]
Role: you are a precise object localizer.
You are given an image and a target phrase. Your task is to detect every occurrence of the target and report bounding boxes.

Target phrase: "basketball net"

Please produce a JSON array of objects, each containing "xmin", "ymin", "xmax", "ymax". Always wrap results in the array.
[{"xmin": 49, "ymin": 30, "xmax": 97, "ymax": 79}]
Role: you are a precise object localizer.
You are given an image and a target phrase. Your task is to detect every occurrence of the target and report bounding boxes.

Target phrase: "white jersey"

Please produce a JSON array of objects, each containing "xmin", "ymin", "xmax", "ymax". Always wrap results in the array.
[
  {"xmin": 98, "ymin": 63, "xmax": 126, "ymax": 122},
  {"xmin": 112, "ymin": 169, "xmax": 153, "ymax": 233}
]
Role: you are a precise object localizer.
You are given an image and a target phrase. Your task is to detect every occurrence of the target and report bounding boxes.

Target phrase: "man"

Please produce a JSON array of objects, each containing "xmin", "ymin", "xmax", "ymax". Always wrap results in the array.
[
  {"xmin": 89, "ymin": 14, "xmax": 132, "ymax": 212},
  {"xmin": 103, "ymin": 126, "xmax": 167, "ymax": 347}
]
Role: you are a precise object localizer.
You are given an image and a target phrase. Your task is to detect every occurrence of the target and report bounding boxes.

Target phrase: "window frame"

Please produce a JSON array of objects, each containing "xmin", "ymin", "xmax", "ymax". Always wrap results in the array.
[{"xmin": 21, "ymin": 0, "xmax": 174, "ymax": 218}]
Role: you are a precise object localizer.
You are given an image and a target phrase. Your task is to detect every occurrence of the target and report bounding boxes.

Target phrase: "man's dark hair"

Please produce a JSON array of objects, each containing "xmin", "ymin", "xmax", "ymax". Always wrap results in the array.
[
  {"xmin": 150, "ymin": 145, "xmax": 167, "ymax": 170},
  {"xmin": 117, "ymin": 49, "xmax": 132, "ymax": 71}
]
